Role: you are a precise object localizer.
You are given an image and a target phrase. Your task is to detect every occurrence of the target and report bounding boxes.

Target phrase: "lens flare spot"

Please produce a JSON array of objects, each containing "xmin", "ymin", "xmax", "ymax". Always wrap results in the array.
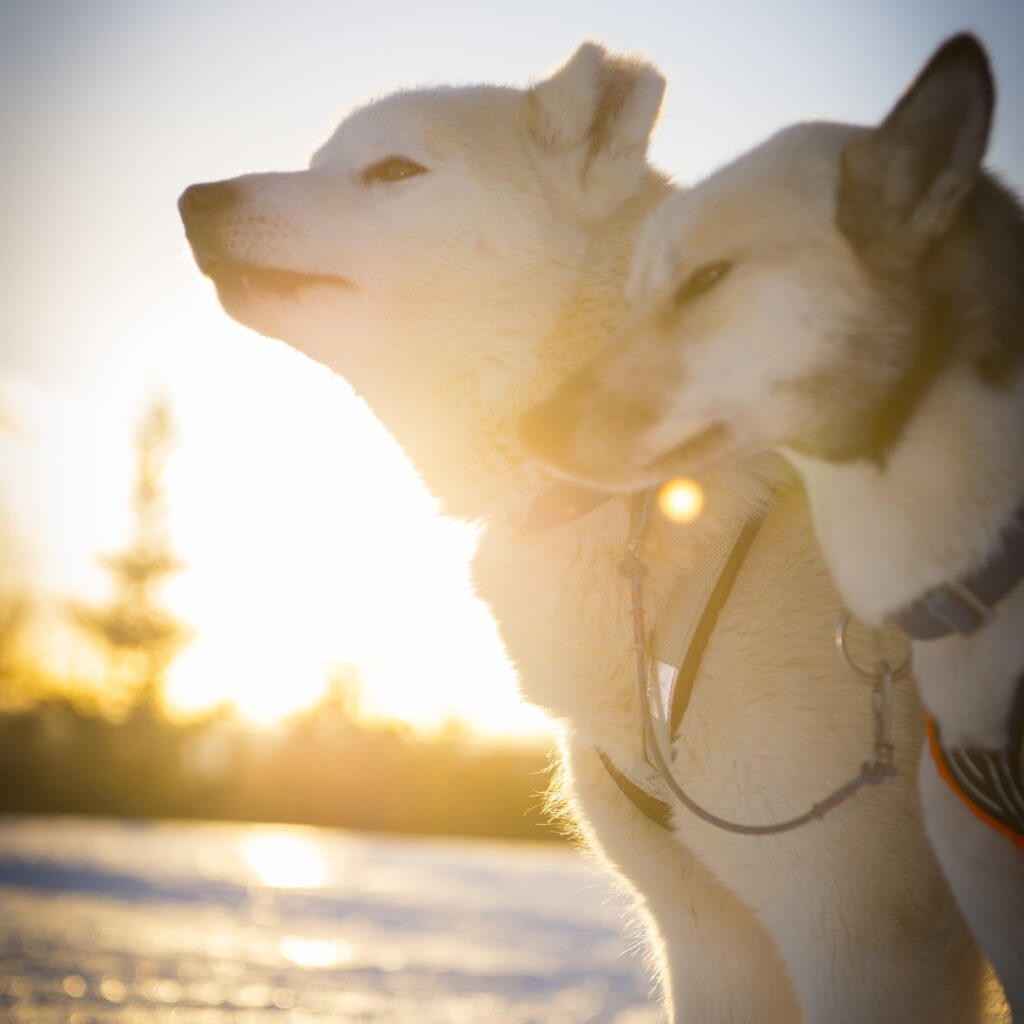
[
  {"xmin": 99, "ymin": 977, "xmax": 127, "ymax": 1004},
  {"xmin": 657, "ymin": 478, "xmax": 704, "ymax": 523},
  {"xmin": 62, "ymin": 975, "xmax": 87, "ymax": 999}
]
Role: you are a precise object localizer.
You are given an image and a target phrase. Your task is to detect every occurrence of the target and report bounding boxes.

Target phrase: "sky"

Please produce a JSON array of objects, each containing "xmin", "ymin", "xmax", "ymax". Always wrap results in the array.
[{"xmin": 1, "ymin": 0, "xmax": 1022, "ymax": 736}]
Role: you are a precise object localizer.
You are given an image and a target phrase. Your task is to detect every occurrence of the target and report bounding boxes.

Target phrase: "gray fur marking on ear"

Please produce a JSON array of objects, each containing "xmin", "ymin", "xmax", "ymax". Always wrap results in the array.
[
  {"xmin": 529, "ymin": 43, "xmax": 664, "ymax": 161},
  {"xmin": 526, "ymin": 43, "xmax": 665, "ymax": 217},
  {"xmin": 584, "ymin": 66, "xmax": 635, "ymax": 172},
  {"xmin": 837, "ymin": 33, "xmax": 994, "ymax": 270}
]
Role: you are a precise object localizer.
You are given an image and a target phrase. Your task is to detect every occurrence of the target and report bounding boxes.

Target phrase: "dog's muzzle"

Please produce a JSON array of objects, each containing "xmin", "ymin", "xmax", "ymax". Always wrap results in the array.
[
  {"xmin": 179, "ymin": 180, "xmax": 238, "ymax": 223},
  {"xmin": 178, "ymin": 180, "xmax": 240, "ymax": 272}
]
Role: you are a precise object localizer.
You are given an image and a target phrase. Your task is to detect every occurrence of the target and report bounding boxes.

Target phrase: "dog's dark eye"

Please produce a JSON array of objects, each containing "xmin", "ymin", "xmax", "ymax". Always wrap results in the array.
[
  {"xmin": 361, "ymin": 157, "xmax": 428, "ymax": 185},
  {"xmin": 673, "ymin": 261, "xmax": 733, "ymax": 306}
]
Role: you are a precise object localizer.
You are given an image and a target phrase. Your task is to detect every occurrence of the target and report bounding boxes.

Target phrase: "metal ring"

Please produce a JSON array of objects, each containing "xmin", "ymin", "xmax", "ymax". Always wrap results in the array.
[{"xmin": 834, "ymin": 612, "xmax": 913, "ymax": 682}]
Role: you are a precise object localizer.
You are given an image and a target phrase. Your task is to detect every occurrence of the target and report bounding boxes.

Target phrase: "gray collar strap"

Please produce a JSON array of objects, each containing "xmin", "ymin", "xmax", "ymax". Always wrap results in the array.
[{"xmin": 891, "ymin": 505, "xmax": 1024, "ymax": 640}]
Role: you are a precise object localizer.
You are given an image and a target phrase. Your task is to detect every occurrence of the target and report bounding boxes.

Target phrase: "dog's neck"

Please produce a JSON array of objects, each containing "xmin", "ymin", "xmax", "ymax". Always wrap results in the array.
[{"xmin": 786, "ymin": 364, "xmax": 1024, "ymax": 624}]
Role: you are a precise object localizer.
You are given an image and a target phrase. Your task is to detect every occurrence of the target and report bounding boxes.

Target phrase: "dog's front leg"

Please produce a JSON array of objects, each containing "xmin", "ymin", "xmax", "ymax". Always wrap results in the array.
[{"xmin": 564, "ymin": 741, "xmax": 801, "ymax": 1023}]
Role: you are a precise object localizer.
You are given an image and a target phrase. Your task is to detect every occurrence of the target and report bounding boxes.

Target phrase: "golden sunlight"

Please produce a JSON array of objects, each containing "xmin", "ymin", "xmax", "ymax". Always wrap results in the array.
[
  {"xmin": 657, "ymin": 478, "xmax": 705, "ymax": 524},
  {"xmin": 0, "ymin": 244, "xmax": 550, "ymax": 743},
  {"xmin": 239, "ymin": 830, "xmax": 329, "ymax": 889},
  {"xmin": 280, "ymin": 937, "xmax": 350, "ymax": 969},
  {"xmin": 149, "ymin": 310, "xmax": 548, "ymax": 740}
]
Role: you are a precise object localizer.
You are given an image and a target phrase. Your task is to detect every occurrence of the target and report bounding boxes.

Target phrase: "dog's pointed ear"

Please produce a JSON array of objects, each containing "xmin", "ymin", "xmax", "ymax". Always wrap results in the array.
[
  {"xmin": 838, "ymin": 34, "xmax": 994, "ymax": 269},
  {"xmin": 528, "ymin": 42, "xmax": 665, "ymax": 216}
]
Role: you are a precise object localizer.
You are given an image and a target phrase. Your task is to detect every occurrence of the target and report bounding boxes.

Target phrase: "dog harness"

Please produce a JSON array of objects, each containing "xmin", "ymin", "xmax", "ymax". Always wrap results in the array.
[
  {"xmin": 925, "ymin": 696, "xmax": 1024, "ymax": 851},
  {"xmin": 516, "ymin": 484, "xmax": 771, "ymax": 826},
  {"xmin": 597, "ymin": 508, "xmax": 766, "ymax": 829},
  {"xmin": 610, "ymin": 491, "xmax": 902, "ymax": 834},
  {"xmin": 891, "ymin": 506, "xmax": 1024, "ymax": 850},
  {"xmin": 519, "ymin": 482, "xmax": 1023, "ymax": 841},
  {"xmin": 517, "ymin": 483, "xmax": 902, "ymax": 833}
]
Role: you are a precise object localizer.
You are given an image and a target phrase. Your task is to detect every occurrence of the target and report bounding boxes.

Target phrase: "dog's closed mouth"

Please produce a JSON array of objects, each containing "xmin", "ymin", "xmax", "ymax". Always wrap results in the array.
[{"xmin": 202, "ymin": 259, "xmax": 352, "ymax": 298}]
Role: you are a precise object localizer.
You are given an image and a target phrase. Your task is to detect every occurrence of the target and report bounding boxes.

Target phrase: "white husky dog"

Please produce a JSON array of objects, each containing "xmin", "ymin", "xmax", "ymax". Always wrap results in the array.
[
  {"xmin": 180, "ymin": 45, "xmax": 993, "ymax": 1021},
  {"xmin": 522, "ymin": 35, "xmax": 1022, "ymax": 1017}
]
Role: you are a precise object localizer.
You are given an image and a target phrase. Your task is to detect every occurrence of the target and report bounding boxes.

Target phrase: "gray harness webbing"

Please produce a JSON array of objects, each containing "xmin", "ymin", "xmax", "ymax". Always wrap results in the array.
[
  {"xmin": 599, "ymin": 514, "xmax": 763, "ymax": 829},
  {"xmin": 602, "ymin": 493, "xmax": 899, "ymax": 834},
  {"xmin": 892, "ymin": 503, "xmax": 1024, "ymax": 849}
]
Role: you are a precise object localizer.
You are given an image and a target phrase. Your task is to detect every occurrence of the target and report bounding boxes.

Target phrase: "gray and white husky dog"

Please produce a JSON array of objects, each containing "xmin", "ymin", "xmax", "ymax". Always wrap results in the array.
[{"xmin": 523, "ymin": 35, "xmax": 1024, "ymax": 1015}]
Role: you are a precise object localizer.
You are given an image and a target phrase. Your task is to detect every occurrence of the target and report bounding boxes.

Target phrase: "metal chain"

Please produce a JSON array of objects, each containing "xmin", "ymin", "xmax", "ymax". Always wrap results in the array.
[{"xmin": 620, "ymin": 491, "xmax": 901, "ymax": 836}]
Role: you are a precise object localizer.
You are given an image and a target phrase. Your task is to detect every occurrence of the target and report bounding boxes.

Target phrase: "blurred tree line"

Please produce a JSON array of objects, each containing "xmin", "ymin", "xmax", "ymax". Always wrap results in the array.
[
  {"xmin": 0, "ymin": 685, "xmax": 557, "ymax": 840},
  {"xmin": 0, "ymin": 401, "xmax": 558, "ymax": 841}
]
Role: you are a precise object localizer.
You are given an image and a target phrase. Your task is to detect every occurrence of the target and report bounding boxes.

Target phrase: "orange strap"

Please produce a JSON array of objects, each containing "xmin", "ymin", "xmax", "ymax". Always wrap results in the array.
[{"xmin": 925, "ymin": 714, "xmax": 1024, "ymax": 852}]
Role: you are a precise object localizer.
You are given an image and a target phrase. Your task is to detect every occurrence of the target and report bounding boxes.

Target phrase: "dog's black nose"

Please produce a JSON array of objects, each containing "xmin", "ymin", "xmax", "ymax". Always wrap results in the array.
[{"xmin": 178, "ymin": 181, "xmax": 237, "ymax": 223}]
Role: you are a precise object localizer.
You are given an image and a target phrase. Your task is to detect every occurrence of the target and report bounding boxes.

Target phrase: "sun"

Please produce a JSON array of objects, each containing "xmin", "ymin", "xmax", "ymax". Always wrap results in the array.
[{"xmin": 155, "ymin": 314, "xmax": 549, "ymax": 740}]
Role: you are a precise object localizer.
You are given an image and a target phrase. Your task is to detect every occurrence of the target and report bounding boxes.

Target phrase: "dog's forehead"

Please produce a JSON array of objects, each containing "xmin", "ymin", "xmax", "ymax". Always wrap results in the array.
[
  {"xmin": 310, "ymin": 85, "xmax": 520, "ymax": 169},
  {"xmin": 631, "ymin": 122, "xmax": 856, "ymax": 301}
]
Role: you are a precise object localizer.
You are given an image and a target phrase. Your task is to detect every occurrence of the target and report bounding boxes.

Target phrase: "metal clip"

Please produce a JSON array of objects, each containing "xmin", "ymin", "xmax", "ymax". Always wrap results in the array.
[
  {"xmin": 835, "ymin": 612, "xmax": 912, "ymax": 682},
  {"xmin": 867, "ymin": 662, "xmax": 895, "ymax": 774},
  {"xmin": 835, "ymin": 612, "xmax": 903, "ymax": 784}
]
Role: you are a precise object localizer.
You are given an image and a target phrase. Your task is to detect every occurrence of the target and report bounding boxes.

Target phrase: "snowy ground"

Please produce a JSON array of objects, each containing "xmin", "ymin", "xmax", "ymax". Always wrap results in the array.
[{"xmin": 0, "ymin": 816, "xmax": 660, "ymax": 1023}]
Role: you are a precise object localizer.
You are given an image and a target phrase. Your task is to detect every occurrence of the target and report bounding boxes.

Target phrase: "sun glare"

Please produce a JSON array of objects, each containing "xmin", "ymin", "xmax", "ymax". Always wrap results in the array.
[
  {"xmin": 657, "ymin": 478, "xmax": 705, "ymax": 523},
  {"xmin": 239, "ymin": 830, "xmax": 329, "ymax": 889},
  {"xmin": 280, "ymin": 937, "xmax": 349, "ymax": 969},
  {"xmin": 149, "ymin": 308, "xmax": 549, "ymax": 740},
  {"xmin": 2, "ymin": 302, "xmax": 549, "ymax": 741}
]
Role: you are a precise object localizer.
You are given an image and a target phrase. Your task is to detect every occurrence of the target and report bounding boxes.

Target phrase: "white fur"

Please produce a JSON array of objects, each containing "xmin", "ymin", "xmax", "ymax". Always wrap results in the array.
[
  {"xmin": 181, "ymin": 45, "xmax": 996, "ymax": 1022},
  {"xmin": 787, "ymin": 369, "xmax": 1024, "ymax": 1013}
]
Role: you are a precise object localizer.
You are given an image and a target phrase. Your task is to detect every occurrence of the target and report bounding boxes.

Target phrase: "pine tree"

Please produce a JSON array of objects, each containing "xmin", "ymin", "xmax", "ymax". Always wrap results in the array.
[{"xmin": 72, "ymin": 399, "xmax": 190, "ymax": 715}]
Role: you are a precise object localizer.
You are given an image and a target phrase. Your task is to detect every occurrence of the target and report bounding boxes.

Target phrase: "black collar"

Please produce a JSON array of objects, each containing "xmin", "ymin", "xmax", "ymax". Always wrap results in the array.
[{"xmin": 891, "ymin": 504, "xmax": 1024, "ymax": 639}]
